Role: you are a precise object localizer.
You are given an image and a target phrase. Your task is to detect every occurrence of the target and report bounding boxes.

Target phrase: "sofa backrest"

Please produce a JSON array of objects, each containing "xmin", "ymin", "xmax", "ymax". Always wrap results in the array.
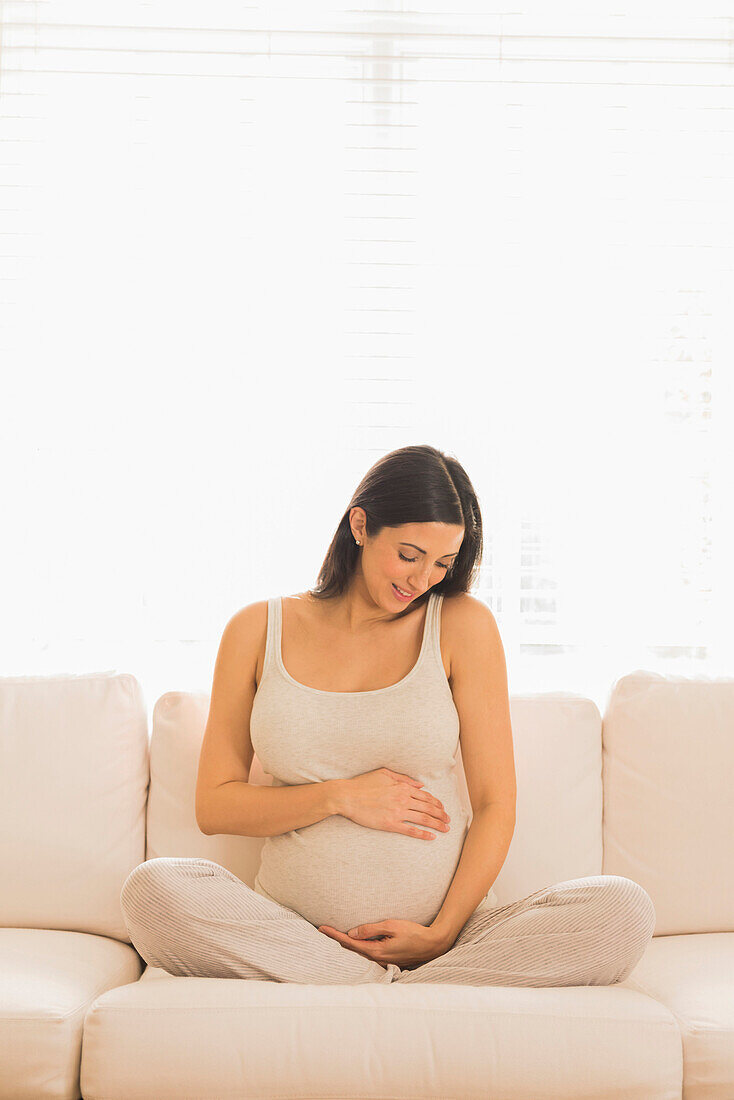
[
  {"xmin": 144, "ymin": 690, "xmax": 264, "ymax": 886},
  {"xmin": 602, "ymin": 669, "xmax": 734, "ymax": 936},
  {"xmin": 0, "ymin": 672, "xmax": 149, "ymax": 943},
  {"xmin": 5, "ymin": 666, "xmax": 729, "ymax": 942},
  {"xmin": 145, "ymin": 689, "xmax": 604, "ymax": 908}
]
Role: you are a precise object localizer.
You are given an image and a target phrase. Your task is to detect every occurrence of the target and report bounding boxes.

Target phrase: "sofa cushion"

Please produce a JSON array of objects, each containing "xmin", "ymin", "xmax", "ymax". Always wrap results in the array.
[
  {"xmin": 602, "ymin": 670, "xmax": 734, "ymax": 934},
  {"xmin": 81, "ymin": 976, "xmax": 681, "ymax": 1100},
  {"xmin": 0, "ymin": 927, "xmax": 141, "ymax": 1100},
  {"xmin": 476, "ymin": 693, "xmax": 604, "ymax": 902},
  {"xmin": 145, "ymin": 690, "xmax": 266, "ymax": 888},
  {"xmin": 619, "ymin": 931, "xmax": 734, "ymax": 1100},
  {"xmin": 0, "ymin": 672, "xmax": 149, "ymax": 943}
]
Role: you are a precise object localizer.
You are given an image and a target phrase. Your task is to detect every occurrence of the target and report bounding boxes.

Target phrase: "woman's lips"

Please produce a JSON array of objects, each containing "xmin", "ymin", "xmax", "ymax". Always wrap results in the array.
[{"xmin": 392, "ymin": 583, "xmax": 415, "ymax": 601}]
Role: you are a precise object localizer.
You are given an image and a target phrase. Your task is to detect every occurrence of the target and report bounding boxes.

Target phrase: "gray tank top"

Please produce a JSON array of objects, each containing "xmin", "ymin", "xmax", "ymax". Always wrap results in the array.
[{"xmin": 249, "ymin": 591, "xmax": 498, "ymax": 932}]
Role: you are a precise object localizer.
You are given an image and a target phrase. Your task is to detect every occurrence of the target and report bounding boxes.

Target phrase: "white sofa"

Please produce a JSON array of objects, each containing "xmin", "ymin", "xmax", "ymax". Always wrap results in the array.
[{"xmin": 0, "ymin": 667, "xmax": 731, "ymax": 1099}]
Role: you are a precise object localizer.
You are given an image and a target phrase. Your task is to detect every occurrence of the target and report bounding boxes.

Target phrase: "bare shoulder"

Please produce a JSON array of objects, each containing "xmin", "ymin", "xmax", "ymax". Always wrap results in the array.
[
  {"xmin": 224, "ymin": 600, "xmax": 270, "ymax": 677},
  {"xmin": 442, "ymin": 591, "xmax": 496, "ymax": 627},
  {"xmin": 228, "ymin": 595, "xmax": 315, "ymax": 685},
  {"xmin": 441, "ymin": 593, "xmax": 501, "ymax": 678},
  {"xmin": 228, "ymin": 592, "xmax": 313, "ymax": 642},
  {"xmin": 228, "ymin": 599, "xmax": 269, "ymax": 636}
]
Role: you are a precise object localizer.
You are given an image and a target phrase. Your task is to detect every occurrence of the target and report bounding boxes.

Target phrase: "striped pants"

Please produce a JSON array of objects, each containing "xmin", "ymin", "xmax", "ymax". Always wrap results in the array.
[{"xmin": 119, "ymin": 857, "xmax": 656, "ymax": 987}]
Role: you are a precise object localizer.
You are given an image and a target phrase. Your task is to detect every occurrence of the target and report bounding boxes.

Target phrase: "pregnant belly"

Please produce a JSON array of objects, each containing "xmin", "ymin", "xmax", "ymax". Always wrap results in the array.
[{"xmin": 255, "ymin": 782, "xmax": 474, "ymax": 932}]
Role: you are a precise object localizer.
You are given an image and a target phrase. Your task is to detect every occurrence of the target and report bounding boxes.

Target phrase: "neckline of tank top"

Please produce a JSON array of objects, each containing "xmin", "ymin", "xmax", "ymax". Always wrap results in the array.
[{"xmin": 272, "ymin": 590, "xmax": 442, "ymax": 698}]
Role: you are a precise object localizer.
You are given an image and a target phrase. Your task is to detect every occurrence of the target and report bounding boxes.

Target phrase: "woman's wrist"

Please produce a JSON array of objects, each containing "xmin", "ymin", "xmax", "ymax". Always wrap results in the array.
[
  {"xmin": 327, "ymin": 778, "xmax": 349, "ymax": 817},
  {"xmin": 428, "ymin": 921, "xmax": 457, "ymax": 952}
]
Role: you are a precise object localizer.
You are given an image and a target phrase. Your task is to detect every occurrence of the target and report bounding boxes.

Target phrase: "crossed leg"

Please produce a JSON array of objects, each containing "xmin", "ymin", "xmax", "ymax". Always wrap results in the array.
[
  {"xmin": 121, "ymin": 859, "xmax": 655, "ymax": 988},
  {"xmin": 120, "ymin": 857, "xmax": 401, "ymax": 984},
  {"xmin": 395, "ymin": 874, "xmax": 656, "ymax": 986}
]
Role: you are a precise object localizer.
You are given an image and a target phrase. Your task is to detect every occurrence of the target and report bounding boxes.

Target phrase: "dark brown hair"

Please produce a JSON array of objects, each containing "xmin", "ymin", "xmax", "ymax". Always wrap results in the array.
[{"xmin": 307, "ymin": 444, "xmax": 483, "ymax": 606}]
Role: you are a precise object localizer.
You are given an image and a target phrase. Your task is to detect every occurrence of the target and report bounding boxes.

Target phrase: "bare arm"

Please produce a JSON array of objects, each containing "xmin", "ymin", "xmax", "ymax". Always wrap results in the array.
[
  {"xmin": 430, "ymin": 596, "xmax": 517, "ymax": 946},
  {"xmin": 194, "ymin": 603, "xmax": 346, "ymax": 838},
  {"xmin": 200, "ymin": 777, "xmax": 343, "ymax": 838}
]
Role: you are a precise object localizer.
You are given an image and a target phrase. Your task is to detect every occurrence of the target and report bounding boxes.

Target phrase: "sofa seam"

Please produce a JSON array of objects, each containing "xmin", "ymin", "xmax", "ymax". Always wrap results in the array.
[
  {"xmin": 0, "ymin": 960, "xmax": 141, "ymax": 1025},
  {"xmin": 71, "ymin": 960, "xmax": 145, "ymax": 1023},
  {"xmin": 86, "ymin": 1003, "xmax": 681, "ymax": 1027}
]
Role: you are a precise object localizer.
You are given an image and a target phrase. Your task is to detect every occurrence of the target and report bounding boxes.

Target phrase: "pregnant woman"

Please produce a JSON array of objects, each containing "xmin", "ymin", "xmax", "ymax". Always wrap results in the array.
[{"xmin": 120, "ymin": 444, "xmax": 655, "ymax": 986}]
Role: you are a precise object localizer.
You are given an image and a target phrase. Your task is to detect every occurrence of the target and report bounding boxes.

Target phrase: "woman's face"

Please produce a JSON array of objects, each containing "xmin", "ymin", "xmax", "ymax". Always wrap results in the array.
[{"xmin": 365, "ymin": 522, "xmax": 465, "ymax": 608}]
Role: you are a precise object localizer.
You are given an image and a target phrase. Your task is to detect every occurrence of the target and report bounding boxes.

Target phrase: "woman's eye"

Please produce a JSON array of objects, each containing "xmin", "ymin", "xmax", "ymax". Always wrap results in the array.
[{"xmin": 398, "ymin": 552, "xmax": 449, "ymax": 571}]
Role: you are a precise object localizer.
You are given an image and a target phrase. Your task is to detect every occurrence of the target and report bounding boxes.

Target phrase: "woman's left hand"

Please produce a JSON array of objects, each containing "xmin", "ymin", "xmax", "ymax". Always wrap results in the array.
[{"xmin": 318, "ymin": 918, "xmax": 449, "ymax": 969}]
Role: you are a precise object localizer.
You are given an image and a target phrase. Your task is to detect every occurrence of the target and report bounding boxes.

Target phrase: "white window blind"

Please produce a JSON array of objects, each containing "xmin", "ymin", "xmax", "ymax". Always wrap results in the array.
[{"xmin": 1, "ymin": 1, "xmax": 732, "ymax": 715}]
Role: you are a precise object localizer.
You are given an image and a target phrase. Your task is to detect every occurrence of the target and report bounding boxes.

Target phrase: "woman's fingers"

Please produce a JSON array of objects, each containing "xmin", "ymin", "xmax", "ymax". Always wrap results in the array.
[{"xmin": 318, "ymin": 925, "xmax": 383, "ymax": 959}]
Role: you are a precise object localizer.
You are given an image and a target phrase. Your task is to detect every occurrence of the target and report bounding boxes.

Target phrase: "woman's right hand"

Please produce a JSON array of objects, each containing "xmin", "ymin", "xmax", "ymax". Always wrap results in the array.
[{"xmin": 335, "ymin": 768, "xmax": 451, "ymax": 840}]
